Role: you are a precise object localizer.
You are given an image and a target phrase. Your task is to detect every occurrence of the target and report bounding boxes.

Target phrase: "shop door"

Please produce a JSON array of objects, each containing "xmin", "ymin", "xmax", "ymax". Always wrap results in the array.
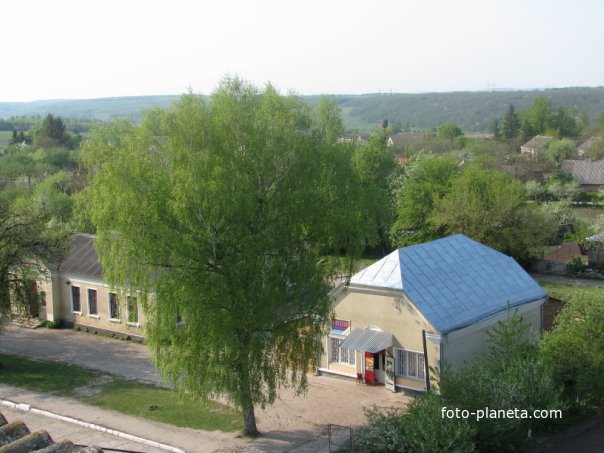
[
  {"xmin": 374, "ymin": 353, "xmax": 385, "ymax": 384},
  {"xmin": 364, "ymin": 351, "xmax": 375, "ymax": 384}
]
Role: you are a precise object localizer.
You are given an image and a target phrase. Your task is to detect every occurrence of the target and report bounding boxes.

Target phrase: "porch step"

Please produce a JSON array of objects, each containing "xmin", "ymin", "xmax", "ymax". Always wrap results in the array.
[{"xmin": 9, "ymin": 317, "xmax": 43, "ymax": 329}]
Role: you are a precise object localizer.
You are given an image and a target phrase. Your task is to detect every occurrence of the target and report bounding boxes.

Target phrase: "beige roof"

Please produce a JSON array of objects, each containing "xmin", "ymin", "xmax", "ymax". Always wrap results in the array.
[
  {"xmin": 521, "ymin": 135, "xmax": 555, "ymax": 152},
  {"xmin": 388, "ymin": 133, "xmax": 426, "ymax": 148},
  {"xmin": 578, "ymin": 136, "xmax": 603, "ymax": 153},
  {"xmin": 58, "ymin": 233, "xmax": 103, "ymax": 280},
  {"xmin": 561, "ymin": 159, "xmax": 604, "ymax": 185}
]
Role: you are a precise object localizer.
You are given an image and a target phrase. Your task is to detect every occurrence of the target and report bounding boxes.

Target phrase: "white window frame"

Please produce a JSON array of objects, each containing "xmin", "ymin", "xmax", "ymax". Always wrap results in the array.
[
  {"xmin": 126, "ymin": 294, "xmax": 140, "ymax": 327},
  {"xmin": 71, "ymin": 285, "xmax": 82, "ymax": 314},
  {"xmin": 108, "ymin": 292, "xmax": 120, "ymax": 322},
  {"xmin": 394, "ymin": 348, "xmax": 425, "ymax": 381},
  {"xmin": 328, "ymin": 335, "xmax": 356, "ymax": 367},
  {"xmin": 87, "ymin": 288, "xmax": 99, "ymax": 318}
]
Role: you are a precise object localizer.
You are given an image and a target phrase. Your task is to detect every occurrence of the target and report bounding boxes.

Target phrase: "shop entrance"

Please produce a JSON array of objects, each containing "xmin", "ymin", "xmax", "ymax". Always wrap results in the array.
[{"xmin": 364, "ymin": 351, "xmax": 386, "ymax": 385}]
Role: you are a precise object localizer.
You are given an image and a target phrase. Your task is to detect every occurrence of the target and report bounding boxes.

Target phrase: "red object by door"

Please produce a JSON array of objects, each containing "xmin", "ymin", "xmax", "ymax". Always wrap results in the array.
[{"xmin": 364, "ymin": 351, "xmax": 375, "ymax": 385}]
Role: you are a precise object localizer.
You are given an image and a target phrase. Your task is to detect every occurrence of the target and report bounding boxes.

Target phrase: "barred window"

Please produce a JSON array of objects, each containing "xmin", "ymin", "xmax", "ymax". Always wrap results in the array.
[
  {"xmin": 395, "ymin": 348, "xmax": 425, "ymax": 380},
  {"xmin": 329, "ymin": 336, "xmax": 355, "ymax": 366}
]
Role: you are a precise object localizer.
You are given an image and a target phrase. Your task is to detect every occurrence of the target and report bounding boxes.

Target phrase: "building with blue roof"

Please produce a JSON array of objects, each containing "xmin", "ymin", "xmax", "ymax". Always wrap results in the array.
[{"xmin": 318, "ymin": 234, "xmax": 548, "ymax": 392}]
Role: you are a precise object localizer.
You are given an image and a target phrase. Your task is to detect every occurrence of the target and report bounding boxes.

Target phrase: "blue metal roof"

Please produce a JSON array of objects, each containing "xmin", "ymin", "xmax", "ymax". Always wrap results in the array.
[{"xmin": 350, "ymin": 234, "xmax": 547, "ymax": 333}]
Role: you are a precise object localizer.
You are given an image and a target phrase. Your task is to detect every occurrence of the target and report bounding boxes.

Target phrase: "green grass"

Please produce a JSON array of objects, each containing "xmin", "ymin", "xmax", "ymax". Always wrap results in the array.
[
  {"xmin": 88, "ymin": 379, "xmax": 243, "ymax": 431},
  {"xmin": 0, "ymin": 354, "xmax": 243, "ymax": 432},
  {"xmin": 0, "ymin": 131, "xmax": 12, "ymax": 146},
  {"xmin": 539, "ymin": 281, "xmax": 604, "ymax": 302},
  {"xmin": 0, "ymin": 354, "xmax": 101, "ymax": 395}
]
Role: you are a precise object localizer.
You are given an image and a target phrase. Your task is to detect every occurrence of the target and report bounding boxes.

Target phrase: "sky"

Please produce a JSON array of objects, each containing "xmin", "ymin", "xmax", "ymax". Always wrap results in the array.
[{"xmin": 1, "ymin": 0, "xmax": 603, "ymax": 102}]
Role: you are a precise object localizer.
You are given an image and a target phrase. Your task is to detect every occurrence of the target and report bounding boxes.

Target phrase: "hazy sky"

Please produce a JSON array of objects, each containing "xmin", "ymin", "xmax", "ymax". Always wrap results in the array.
[{"xmin": 2, "ymin": 0, "xmax": 603, "ymax": 102}]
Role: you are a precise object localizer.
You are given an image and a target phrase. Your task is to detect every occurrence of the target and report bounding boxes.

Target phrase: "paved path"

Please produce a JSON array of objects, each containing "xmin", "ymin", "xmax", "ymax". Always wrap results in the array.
[
  {"xmin": 1, "ymin": 403, "xmax": 167, "ymax": 453},
  {"xmin": 0, "ymin": 326, "xmax": 409, "ymax": 452}
]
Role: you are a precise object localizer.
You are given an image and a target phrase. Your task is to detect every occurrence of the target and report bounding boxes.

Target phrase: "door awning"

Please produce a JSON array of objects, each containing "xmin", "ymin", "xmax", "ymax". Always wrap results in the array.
[{"xmin": 339, "ymin": 328, "xmax": 393, "ymax": 353}]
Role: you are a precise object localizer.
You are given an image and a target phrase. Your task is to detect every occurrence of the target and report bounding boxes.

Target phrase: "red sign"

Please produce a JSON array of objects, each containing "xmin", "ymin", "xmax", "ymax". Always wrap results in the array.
[{"xmin": 331, "ymin": 319, "xmax": 350, "ymax": 334}]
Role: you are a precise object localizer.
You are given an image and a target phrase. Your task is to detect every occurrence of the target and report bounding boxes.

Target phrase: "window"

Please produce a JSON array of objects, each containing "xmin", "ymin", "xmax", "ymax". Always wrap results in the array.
[
  {"xmin": 87, "ymin": 288, "xmax": 98, "ymax": 316},
  {"xmin": 39, "ymin": 290, "xmax": 46, "ymax": 307},
  {"xmin": 126, "ymin": 295, "xmax": 139, "ymax": 325},
  {"xmin": 328, "ymin": 336, "xmax": 355, "ymax": 366},
  {"xmin": 71, "ymin": 286, "xmax": 81, "ymax": 312},
  {"xmin": 395, "ymin": 348, "xmax": 425, "ymax": 380},
  {"xmin": 108, "ymin": 292, "xmax": 120, "ymax": 321}
]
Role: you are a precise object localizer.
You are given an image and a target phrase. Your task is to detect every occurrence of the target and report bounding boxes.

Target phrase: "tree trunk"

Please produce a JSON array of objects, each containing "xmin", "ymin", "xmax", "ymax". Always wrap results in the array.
[
  {"xmin": 239, "ymin": 374, "xmax": 259, "ymax": 436},
  {"xmin": 242, "ymin": 398, "xmax": 258, "ymax": 437}
]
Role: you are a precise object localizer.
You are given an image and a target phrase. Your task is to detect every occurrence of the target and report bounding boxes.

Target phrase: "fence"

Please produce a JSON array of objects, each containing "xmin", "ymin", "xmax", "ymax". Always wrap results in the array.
[
  {"xmin": 327, "ymin": 424, "xmax": 355, "ymax": 452},
  {"xmin": 532, "ymin": 260, "xmax": 568, "ymax": 275}
]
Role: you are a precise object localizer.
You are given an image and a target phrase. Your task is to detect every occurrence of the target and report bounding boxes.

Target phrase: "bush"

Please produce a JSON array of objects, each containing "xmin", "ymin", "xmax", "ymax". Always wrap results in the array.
[
  {"xmin": 357, "ymin": 394, "xmax": 476, "ymax": 453},
  {"xmin": 567, "ymin": 257, "xmax": 586, "ymax": 273},
  {"xmin": 40, "ymin": 320, "xmax": 61, "ymax": 329},
  {"xmin": 403, "ymin": 392, "xmax": 476, "ymax": 452},
  {"xmin": 441, "ymin": 310, "xmax": 566, "ymax": 451},
  {"xmin": 357, "ymin": 407, "xmax": 407, "ymax": 452},
  {"xmin": 541, "ymin": 292, "xmax": 604, "ymax": 406}
]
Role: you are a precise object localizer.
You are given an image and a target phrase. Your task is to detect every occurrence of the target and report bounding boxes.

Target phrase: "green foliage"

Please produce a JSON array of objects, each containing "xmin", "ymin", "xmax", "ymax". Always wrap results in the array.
[
  {"xmin": 502, "ymin": 105, "xmax": 520, "ymax": 140},
  {"xmin": 357, "ymin": 407, "xmax": 407, "ymax": 452},
  {"xmin": 4, "ymin": 88, "xmax": 604, "ymax": 133},
  {"xmin": 441, "ymin": 311, "xmax": 566, "ymax": 452},
  {"xmin": 40, "ymin": 319, "xmax": 61, "ymax": 329},
  {"xmin": 353, "ymin": 135, "xmax": 398, "ymax": 252},
  {"xmin": 402, "ymin": 393, "xmax": 476, "ymax": 453},
  {"xmin": 567, "ymin": 257, "xmax": 586, "ymax": 273},
  {"xmin": 525, "ymin": 180, "xmax": 545, "ymax": 201},
  {"xmin": 430, "ymin": 167, "xmax": 557, "ymax": 263},
  {"xmin": 390, "ymin": 156, "xmax": 459, "ymax": 246},
  {"xmin": 0, "ymin": 204, "xmax": 72, "ymax": 331},
  {"xmin": 358, "ymin": 394, "xmax": 476, "ymax": 453},
  {"xmin": 545, "ymin": 139, "xmax": 577, "ymax": 166},
  {"xmin": 539, "ymin": 201, "xmax": 578, "ymax": 237},
  {"xmin": 437, "ymin": 123, "xmax": 463, "ymax": 140},
  {"xmin": 78, "ymin": 78, "xmax": 366, "ymax": 435},
  {"xmin": 526, "ymin": 96, "xmax": 553, "ymax": 135},
  {"xmin": 35, "ymin": 114, "xmax": 69, "ymax": 148},
  {"xmin": 316, "ymin": 96, "xmax": 344, "ymax": 143},
  {"xmin": 541, "ymin": 292, "xmax": 604, "ymax": 405},
  {"xmin": 545, "ymin": 180, "xmax": 582, "ymax": 202}
]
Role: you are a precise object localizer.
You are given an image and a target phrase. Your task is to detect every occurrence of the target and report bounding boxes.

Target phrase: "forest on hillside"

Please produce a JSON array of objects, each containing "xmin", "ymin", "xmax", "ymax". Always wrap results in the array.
[{"xmin": 2, "ymin": 87, "xmax": 604, "ymax": 132}]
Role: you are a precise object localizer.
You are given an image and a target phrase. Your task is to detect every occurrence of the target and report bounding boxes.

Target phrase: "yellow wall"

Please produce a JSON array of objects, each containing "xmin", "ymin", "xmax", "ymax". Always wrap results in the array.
[
  {"xmin": 319, "ymin": 285, "xmax": 440, "ymax": 391},
  {"xmin": 319, "ymin": 285, "xmax": 546, "ymax": 392},
  {"xmin": 40, "ymin": 273, "xmax": 145, "ymax": 338},
  {"xmin": 442, "ymin": 298, "xmax": 545, "ymax": 371}
]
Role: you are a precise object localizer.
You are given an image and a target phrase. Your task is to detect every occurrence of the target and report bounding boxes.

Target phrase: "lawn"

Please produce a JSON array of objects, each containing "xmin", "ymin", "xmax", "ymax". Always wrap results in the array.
[
  {"xmin": 0, "ymin": 354, "xmax": 101, "ymax": 395},
  {"xmin": 0, "ymin": 354, "xmax": 243, "ymax": 432},
  {"xmin": 538, "ymin": 281, "xmax": 604, "ymax": 302}
]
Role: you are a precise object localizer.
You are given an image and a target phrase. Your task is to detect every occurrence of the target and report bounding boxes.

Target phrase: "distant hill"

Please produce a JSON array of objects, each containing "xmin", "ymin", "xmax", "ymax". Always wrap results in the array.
[
  {"xmin": 2, "ymin": 87, "xmax": 603, "ymax": 132},
  {"xmin": 0, "ymin": 96, "xmax": 179, "ymax": 122}
]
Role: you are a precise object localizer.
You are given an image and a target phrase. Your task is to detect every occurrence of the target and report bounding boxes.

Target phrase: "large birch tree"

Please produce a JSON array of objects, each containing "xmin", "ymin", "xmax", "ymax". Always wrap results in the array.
[{"xmin": 78, "ymin": 79, "xmax": 365, "ymax": 435}]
